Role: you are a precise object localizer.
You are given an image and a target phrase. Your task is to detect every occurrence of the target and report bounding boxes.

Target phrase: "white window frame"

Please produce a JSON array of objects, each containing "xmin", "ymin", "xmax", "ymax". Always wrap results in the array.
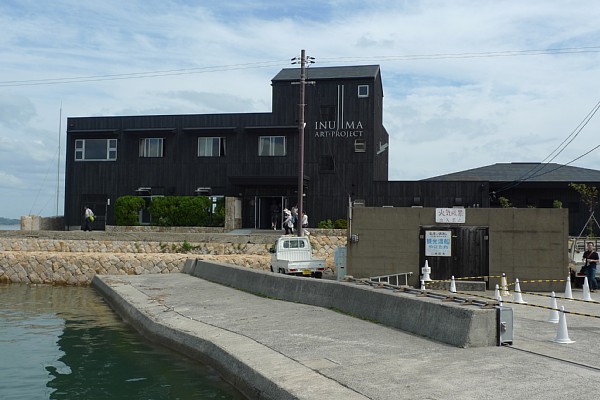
[
  {"xmin": 358, "ymin": 85, "xmax": 369, "ymax": 98},
  {"xmin": 75, "ymin": 138, "xmax": 117, "ymax": 161},
  {"xmin": 198, "ymin": 137, "xmax": 226, "ymax": 157},
  {"xmin": 258, "ymin": 136, "xmax": 286, "ymax": 156},
  {"xmin": 139, "ymin": 138, "xmax": 164, "ymax": 158}
]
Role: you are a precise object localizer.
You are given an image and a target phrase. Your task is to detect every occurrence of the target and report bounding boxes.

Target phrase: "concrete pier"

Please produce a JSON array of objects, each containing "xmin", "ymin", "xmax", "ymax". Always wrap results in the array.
[{"xmin": 92, "ymin": 265, "xmax": 600, "ymax": 400}]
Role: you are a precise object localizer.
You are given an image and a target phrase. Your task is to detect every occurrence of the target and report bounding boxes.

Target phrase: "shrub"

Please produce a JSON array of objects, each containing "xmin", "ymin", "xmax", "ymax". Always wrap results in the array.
[
  {"xmin": 318, "ymin": 219, "xmax": 334, "ymax": 229},
  {"xmin": 552, "ymin": 200, "xmax": 562, "ymax": 209},
  {"xmin": 114, "ymin": 196, "xmax": 145, "ymax": 226},
  {"xmin": 334, "ymin": 219, "xmax": 347, "ymax": 229},
  {"xmin": 212, "ymin": 197, "xmax": 225, "ymax": 227},
  {"xmin": 149, "ymin": 196, "xmax": 212, "ymax": 226}
]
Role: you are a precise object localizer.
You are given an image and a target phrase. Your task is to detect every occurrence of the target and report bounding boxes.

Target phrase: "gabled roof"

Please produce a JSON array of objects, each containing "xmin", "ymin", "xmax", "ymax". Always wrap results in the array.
[
  {"xmin": 423, "ymin": 162, "xmax": 600, "ymax": 182},
  {"xmin": 272, "ymin": 65, "xmax": 380, "ymax": 81}
]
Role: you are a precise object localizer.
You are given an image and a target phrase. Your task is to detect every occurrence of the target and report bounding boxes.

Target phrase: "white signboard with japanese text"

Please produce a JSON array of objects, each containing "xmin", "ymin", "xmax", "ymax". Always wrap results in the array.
[
  {"xmin": 435, "ymin": 207, "xmax": 466, "ymax": 224},
  {"xmin": 425, "ymin": 230, "xmax": 452, "ymax": 257}
]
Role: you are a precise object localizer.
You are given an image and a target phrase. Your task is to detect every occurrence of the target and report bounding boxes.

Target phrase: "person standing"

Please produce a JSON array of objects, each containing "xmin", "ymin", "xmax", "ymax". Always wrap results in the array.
[
  {"xmin": 291, "ymin": 205, "xmax": 299, "ymax": 231},
  {"xmin": 283, "ymin": 208, "xmax": 293, "ymax": 235},
  {"xmin": 270, "ymin": 201, "xmax": 280, "ymax": 230},
  {"xmin": 301, "ymin": 212, "xmax": 308, "ymax": 228},
  {"xmin": 83, "ymin": 205, "xmax": 95, "ymax": 232},
  {"xmin": 582, "ymin": 242, "xmax": 599, "ymax": 292}
]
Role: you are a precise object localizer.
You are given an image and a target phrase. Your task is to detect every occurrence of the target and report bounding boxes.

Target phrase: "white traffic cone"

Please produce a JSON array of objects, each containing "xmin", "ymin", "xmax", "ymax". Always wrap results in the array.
[
  {"xmin": 421, "ymin": 260, "xmax": 432, "ymax": 281},
  {"xmin": 501, "ymin": 272, "xmax": 511, "ymax": 297},
  {"xmin": 450, "ymin": 276, "xmax": 457, "ymax": 293},
  {"xmin": 514, "ymin": 278, "xmax": 527, "ymax": 304},
  {"xmin": 552, "ymin": 306, "xmax": 575, "ymax": 344},
  {"xmin": 582, "ymin": 277, "xmax": 593, "ymax": 301},
  {"xmin": 546, "ymin": 291, "xmax": 559, "ymax": 323},
  {"xmin": 564, "ymin": 275, "xmax": 573, "ymax": 300},
  {"xmin": 494, "ymin": 284, "xmax": 502, "ymax": 303}
]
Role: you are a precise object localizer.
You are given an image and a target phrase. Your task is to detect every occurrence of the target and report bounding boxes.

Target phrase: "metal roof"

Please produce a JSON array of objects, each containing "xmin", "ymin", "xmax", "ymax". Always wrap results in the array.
[
  {"xmin": 423, "ymin": 162, "xmax": 600, "ymax": 182},
  {"xmin": 272, "ymin": 65, "xmax": 380, "ymax": 81}
]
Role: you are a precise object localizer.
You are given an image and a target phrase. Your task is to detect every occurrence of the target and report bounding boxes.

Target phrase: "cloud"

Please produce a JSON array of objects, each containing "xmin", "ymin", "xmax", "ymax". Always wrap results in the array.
[
  {"xmin": 2, "ymin": 0, "xmax": 600, "ymax": 218},
  {"xmin": 0, "ymin": 171, "xmax": 25, "ymax": 189}
]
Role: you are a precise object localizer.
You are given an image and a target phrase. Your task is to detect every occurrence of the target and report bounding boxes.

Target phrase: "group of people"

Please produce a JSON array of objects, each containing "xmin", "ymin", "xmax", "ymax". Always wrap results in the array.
[{"xmin": 282, "ymin": 206, "xmax": 308, "ymax": 235}]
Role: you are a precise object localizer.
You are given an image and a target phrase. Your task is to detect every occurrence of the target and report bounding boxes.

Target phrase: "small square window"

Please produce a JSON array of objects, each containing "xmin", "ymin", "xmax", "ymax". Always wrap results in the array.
[
  {"xmin": 358, "ymin": 85, "xmax": 369, "ymax": 98},
  {"xmin": 354, "ymin": 139, "xmax": 366, "ymax": 153}
]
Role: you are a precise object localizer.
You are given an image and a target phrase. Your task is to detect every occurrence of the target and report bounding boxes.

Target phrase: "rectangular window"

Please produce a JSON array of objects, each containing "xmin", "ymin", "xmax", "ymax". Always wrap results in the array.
[
  {"xmin": 74, "ymin": 138, "xmax": 117, "ymax": 161},
  {"xmin": 139, "ymin": 138, "xmax": 164, "ymax": 157},
  {"xmin": 354, "ymin": 139, "xmax": 366, "ymax": 153},
  {"xmin": 198, "ymin": 137, "xmax": 226, "ymax": 157},
  {"xmin": 259, "ymin": 136, "xmax": 286, "ymax": 156},
  {"xmin": 283, "ymin": 238, "xmax": 306, "ymax": 249},
  {"xmin": 358, "ymin": 85, "xmax": 369, "ymax": 98}
]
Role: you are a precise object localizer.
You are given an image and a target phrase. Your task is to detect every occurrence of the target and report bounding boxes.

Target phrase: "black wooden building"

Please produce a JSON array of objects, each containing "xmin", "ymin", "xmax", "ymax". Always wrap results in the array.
[
  {"xmin": 65, "ymin": 65, "xmax": 387, "ymax": 228},
  {"xmin": 63, "ymin": 65, "xmax": 499, "ymax": 229}
]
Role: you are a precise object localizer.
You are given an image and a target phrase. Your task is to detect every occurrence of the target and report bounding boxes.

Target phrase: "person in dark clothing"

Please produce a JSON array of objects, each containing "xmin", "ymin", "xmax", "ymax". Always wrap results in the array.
[
  {"xmin": 270, "ymin": 202, "xmax": 280, "ymax": 230},
  {"xmin": 582, "ymin": 242, "xmax": 599, "ymax": 292}
]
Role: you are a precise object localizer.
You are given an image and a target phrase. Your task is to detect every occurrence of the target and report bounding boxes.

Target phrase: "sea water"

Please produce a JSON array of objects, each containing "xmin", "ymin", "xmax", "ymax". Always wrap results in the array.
[{"xmin": 0, "ymin": 284, "xmax": 245, "ymax": 400}]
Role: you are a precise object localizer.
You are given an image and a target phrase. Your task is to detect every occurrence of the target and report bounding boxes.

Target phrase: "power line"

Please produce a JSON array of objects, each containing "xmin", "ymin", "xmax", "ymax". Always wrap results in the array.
[
  {"xmin": 495, "ymin": 100, "xmax": 600, "ymax": 194},
  {"xmin": 3, "ymin": 45, "xmax": 600, "ymax": 87},
  {"xmin": 0, "ymin": 60, "xmax": 289, "ymax": 87},
  {"xmin": 317, "ymin": 46, "xmax": 600, "ymax": 63}
]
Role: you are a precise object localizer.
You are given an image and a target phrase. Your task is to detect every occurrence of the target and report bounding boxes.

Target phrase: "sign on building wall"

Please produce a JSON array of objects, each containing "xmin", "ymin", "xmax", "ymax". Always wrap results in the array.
[
  {"xmin": 435, "ymin": 208, "xmax": 466, "ymax": 224},
  {"xmin": 425, "ymin": 230, "xmax": 452, "ymax": 257}
]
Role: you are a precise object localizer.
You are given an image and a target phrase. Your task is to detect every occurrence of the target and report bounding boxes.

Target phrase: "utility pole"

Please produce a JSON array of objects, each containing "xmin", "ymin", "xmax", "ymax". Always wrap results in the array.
[{"xmin": 291, "ymin": 50, "xmax": 314, "ymax": 237}]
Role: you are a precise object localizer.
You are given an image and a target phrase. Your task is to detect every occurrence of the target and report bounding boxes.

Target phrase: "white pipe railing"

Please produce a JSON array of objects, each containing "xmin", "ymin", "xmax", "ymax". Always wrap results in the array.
[{"xmin": 369, "ymin": 272, "xmax": 413, "ymax": 287}]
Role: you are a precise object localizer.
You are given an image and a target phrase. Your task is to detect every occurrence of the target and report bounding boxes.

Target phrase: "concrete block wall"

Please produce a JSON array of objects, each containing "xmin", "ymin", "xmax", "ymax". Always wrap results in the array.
[{"xmin": 347, "ymin": 207, "xmax": 569, "ymax": 291}]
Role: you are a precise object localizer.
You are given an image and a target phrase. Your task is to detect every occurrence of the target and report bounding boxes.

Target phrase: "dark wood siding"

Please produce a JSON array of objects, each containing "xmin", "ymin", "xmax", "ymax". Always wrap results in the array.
[{"xmin": 64, "ymin": 66, "xmax": 496, "ymax": 230}]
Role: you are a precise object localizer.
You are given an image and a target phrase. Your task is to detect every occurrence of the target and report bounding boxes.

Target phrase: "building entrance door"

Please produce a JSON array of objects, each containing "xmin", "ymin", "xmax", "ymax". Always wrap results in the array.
[
  {"xmin": 419, "ymin": 226, "xmax": 489, "ymax": 287},
  {"xmin": 256, "ymin": 196, "xmax": 285, "ymax": 230}
]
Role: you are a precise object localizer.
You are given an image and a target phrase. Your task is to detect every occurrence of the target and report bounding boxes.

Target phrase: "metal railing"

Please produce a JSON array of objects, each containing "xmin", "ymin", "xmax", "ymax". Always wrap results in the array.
[{"xmin": 369, "ymin": 272, "xmax": 413, "ymax": 287}]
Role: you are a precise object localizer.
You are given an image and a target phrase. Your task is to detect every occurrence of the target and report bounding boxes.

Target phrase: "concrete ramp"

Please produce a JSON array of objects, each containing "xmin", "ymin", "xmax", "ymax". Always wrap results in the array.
[{"xmin": 184, "ymin": 259, "xmax": 498, "ymax": 348}]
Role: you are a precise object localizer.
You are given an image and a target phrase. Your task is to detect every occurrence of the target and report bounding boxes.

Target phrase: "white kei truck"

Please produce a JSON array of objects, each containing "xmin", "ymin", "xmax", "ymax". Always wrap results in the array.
[{"xmin": 269, "ymin": 235, "xmax": 326, "ymax": 278}]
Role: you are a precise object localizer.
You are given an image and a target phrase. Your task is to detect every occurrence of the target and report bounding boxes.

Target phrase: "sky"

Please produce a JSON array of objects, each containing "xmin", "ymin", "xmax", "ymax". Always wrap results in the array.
[{"xmin": 2, "ymin": 0, "xmax": 600, "ymax": 219}]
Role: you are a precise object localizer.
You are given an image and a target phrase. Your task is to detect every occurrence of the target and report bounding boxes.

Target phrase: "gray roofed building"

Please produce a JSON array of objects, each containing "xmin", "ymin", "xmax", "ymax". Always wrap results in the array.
[{"xmin": 424, "ymin": 162, "xmax": 600, "ymax": 183}]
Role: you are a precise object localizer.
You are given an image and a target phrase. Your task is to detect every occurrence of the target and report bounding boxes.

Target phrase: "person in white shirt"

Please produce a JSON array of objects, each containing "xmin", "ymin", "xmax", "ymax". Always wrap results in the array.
[{"xmin": 83, "ymin": 206, "xmax": 95, "ymax": 231}]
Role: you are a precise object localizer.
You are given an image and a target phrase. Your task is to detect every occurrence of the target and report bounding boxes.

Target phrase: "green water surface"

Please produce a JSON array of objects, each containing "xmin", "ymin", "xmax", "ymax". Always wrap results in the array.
[{"xmin": 0, "ymin": 283, "xmax": 245, "ymax": 400}]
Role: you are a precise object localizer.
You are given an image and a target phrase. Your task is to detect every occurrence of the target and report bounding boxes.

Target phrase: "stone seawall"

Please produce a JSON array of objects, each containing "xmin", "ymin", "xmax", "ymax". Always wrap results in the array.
[{"xmin": 0, "ymin": 233, "xmax": 346, "ymax": 285}]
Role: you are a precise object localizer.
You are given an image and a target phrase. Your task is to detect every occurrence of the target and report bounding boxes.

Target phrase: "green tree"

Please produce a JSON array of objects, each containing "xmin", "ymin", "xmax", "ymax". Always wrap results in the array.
[
  {"xmin": 498, "ymin": 196, "xmax": 512, "ymax": 208},
  {"xmin": 569, "ymin": 183, "xmax": 599, "ymax": 236}
]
